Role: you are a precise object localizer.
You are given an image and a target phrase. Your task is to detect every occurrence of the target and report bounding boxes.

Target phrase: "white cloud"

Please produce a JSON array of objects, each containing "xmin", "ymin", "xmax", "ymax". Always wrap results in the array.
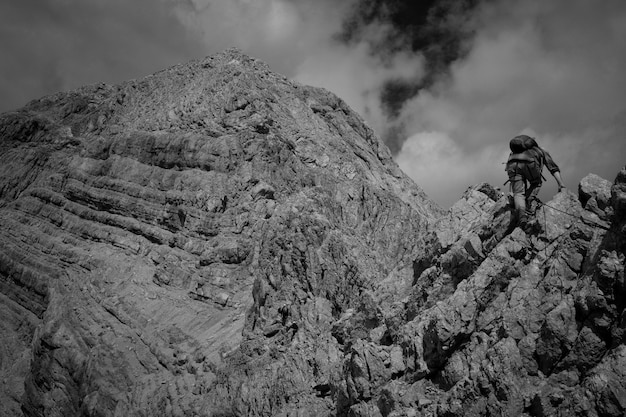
[
  {"xmin": 395, "ymin": 0, "xmax": 626, "ymax": 207},
  {"xmin": 396, "ymin": 131, "xmax": 509, "ymax": 207},
  {"xmin": 0, "ymin": 0, "xmax": 203, "ymax": 112},
  {"xmin": 294, "ymin": 38, "xmax": 424, "ymax": 134},
  {"xmin": 172, "ymin": 0, "xmax": 354, "ymax": 76},
  {"xmin": 173, "ymin": 0, "xmax": 425, "ymax": 134}
]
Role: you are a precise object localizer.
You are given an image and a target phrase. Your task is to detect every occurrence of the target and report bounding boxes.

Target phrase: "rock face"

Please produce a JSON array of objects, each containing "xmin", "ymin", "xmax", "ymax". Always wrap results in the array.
[
  {"xmin": 0, "ymin": 49, "xmax": 624, "ymax": 417},
  {"xmin": 0, "ymin": 49, "xmax": 439, "ymax": 417},
  {"xmin": 339, "ymin": 176, "xmax": 626, "ymax": 417}
]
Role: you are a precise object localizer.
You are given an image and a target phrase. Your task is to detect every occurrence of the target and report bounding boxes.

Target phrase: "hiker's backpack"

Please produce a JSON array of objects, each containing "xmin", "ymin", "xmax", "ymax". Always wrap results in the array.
[{"xmin": 506, "ymin": 135, "xmax": 544, "ymax": 183}]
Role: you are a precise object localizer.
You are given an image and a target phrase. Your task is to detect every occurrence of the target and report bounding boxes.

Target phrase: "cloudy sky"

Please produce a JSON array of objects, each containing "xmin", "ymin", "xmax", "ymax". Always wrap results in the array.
[{"xmin": 1, "ymin": 0, "xmax": 625, "ymax": 207}]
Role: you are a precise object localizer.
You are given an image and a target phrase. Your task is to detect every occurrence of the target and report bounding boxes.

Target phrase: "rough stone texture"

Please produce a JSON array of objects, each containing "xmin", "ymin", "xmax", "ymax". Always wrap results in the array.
[
  {"xmin": 337, "ymin": 172, "xmax": 626, "ymax": 417},
  {"xmin": 579, "ymin": 173, "xmax": 614, "ymax": 220},
  {"xmin": 1, "ymin": 49, "xmax": 625, "ymax": 417},
  {"xmin": 0, "ymin": 49, "xmax": 440, "ymax": 417}
]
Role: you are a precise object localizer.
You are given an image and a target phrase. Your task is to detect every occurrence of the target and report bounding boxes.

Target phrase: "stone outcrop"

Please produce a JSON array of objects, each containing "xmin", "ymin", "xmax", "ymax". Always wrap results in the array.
[
  {"xmin": 0, "ymin": 49, "xmax": 624, "ymax": 416},
  {"xmin": 335, "ymin": 174, "xmax": 626, "ymax": 417},
  {"xmin": 0, "ymin": 49, "xmax": 440, "ymax": 417}
]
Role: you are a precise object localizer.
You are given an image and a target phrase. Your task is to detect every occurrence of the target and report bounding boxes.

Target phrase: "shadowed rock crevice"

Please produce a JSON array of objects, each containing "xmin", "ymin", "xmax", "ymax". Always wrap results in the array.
[
  {"xmin": 0, "ymin": 49, "xmax": 439, "ymax": 417},
  {"xmin": 0, "ymin": 49, "xmax": 624, "ymax": 417},
  {"xmin": 336, "ymin": 175, "xmax": 626, "ymax": 417}
]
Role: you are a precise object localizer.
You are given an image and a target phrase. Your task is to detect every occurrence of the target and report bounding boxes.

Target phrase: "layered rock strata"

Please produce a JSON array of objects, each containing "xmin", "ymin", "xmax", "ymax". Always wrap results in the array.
[
  {"xmin": 0, "ymin": 49, "xmax": 440, "ymax": 416},
  {"xmin": 1, "ymin": 49, "xmax": 624, "ymax": 417}
]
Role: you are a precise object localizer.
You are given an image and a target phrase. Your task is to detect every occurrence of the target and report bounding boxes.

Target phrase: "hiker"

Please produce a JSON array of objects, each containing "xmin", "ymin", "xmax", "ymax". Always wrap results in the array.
[{"xmin": 505, "ymin": 135, "xmax": 565, "ymax": 228}]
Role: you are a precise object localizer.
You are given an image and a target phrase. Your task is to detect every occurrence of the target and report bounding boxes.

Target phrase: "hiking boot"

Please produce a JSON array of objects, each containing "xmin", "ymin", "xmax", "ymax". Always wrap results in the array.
[
  {"xmin": 507, "ymin": 194, "xmax": 515, "ymax": 208},
  {"xmin": 522, "ymin": 218, "xmax": 543, "ymax": 235},
  {"xmin": 517, "ymin": 214, "xmax": 529, "ymax": 231},
  {"xmin": 525, "ymin": 209, "xmax": 538, "ymax": 221},
  {"xmin": 526, "ymin": 198, "xmax": 542, "ymax": 217}
]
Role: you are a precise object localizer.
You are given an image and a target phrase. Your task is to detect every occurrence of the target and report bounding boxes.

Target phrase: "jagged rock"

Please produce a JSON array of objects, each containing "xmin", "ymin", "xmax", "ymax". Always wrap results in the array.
[
  {"xmin": 613, "ymin": 168, "xmax": 626, "ymax": 226},
  {"xmin": 0, "ymin": 49, "xmax": 440, "ymax": 417},
  {"xmin": 336, "ymin": 179, "xmax": 626, "ymax": 417},
  {"xmin": 1, "ymin": 49, "xmax": 625, "ymax": 417},
  {"xmin": 579, "ymin": 173, "xmax": 613, "ymax": 219}
]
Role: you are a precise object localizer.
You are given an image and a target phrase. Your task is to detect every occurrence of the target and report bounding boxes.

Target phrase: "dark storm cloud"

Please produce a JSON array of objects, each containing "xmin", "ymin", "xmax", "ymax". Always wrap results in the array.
[
  {"xmin": 336, "ymin": 0, "xmax": 625, "ymax": 209},
  {"xmin": 336, "ymin": 0, "xmax": 481, "ymax": 154},
  {"xmin": 396, "ymin": 0, "xmax": 626, "ymax": 207},
  {"xmin": 0, "ymin": 0, "xmax": 203, "ymax": 112}
]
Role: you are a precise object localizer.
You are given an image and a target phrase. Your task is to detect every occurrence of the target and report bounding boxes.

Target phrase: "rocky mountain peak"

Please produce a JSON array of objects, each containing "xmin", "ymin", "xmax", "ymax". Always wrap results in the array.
[{"xmin": 0, "ymin": 50, "xmax": 625, "ymax": 417}]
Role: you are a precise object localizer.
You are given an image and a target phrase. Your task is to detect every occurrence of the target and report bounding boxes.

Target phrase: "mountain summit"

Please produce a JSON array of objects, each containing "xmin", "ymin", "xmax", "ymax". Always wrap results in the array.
[{"xmin": 0, "ymin": 49, "xmax": 625, "ymax": 416}]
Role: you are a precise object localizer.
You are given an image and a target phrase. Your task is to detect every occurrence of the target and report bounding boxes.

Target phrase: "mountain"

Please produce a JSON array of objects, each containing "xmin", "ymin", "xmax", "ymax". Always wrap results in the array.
[{"xmin": 0, "ymin": 49, "xmax": 624, "ymax": 417}]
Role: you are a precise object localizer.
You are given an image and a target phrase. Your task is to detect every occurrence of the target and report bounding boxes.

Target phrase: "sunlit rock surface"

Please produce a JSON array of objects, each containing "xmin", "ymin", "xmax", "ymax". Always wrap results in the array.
[
  {"xmin": 0, "ymin": 49, "xmax": 624, "ymax": 416},
  {"xmin": 341, "ymin": 174, "xmax": 626, "ymax": 417},
  {"xmin": 0, "ymin": 49, "xmax": 439, "ymax": 416}
]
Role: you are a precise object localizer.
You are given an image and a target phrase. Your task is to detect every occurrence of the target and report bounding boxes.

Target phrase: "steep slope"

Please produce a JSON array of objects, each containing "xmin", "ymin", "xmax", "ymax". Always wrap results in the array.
[
  {"xmin": 336, "ymin": 173, "xmax": 626, "ymax": 416},
  {"xmin": 1, "ymin": 48, "xmax": 624, "ymax": 417},
  {"xmin": 0, "ymin": 49, "xmax": 441, "ymax": 416}
]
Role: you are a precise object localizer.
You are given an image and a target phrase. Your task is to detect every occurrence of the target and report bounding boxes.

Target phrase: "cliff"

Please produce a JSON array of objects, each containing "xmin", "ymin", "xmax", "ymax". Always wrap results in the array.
[
  {"xmin": 0, "ymin": 49, "xmax": 624, "ymax": 417},
  {"xmin": 338, "ymin": 175, "xmax": 626, "ymax": 416}
]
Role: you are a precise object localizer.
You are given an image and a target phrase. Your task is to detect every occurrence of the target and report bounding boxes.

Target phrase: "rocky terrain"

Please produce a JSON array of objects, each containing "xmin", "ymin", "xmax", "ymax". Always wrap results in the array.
[{"xmin": 0, "ymin": 49, "xmax": 624, "ymax": 416}]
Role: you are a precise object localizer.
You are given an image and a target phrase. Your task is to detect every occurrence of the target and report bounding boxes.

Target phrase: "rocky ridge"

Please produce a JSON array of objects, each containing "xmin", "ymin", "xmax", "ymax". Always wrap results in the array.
[
  {"xmin": 0, "ymin": 49, "xmax": 624, "ymax": 416},
  {"xmin": 336, "ymin": 175, "xmax": 626, "ymax": 416}
]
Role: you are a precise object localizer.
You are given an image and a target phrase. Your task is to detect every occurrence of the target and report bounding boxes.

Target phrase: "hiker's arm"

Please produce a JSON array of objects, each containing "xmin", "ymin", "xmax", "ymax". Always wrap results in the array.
[
  {"xmin": 541, "ymin": 149, "xmax": 565, "ymax": 190},
  {"xmin": 553, "ymin": 170, "xmax": 565, "ymax": 191},
  {"xmin": 542, "ymin": 149, "xmax": 560, "ymax": 174}
]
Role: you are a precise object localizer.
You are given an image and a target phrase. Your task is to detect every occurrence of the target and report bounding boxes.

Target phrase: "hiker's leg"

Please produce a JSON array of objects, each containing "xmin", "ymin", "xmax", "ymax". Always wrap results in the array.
[
  {"xmin": 509, "ymin": 174, "xmax": 527, "ymax": 224},
  {"xmin": 525, "ymin": 181, "xmax": 542, "ymax": 215}
]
